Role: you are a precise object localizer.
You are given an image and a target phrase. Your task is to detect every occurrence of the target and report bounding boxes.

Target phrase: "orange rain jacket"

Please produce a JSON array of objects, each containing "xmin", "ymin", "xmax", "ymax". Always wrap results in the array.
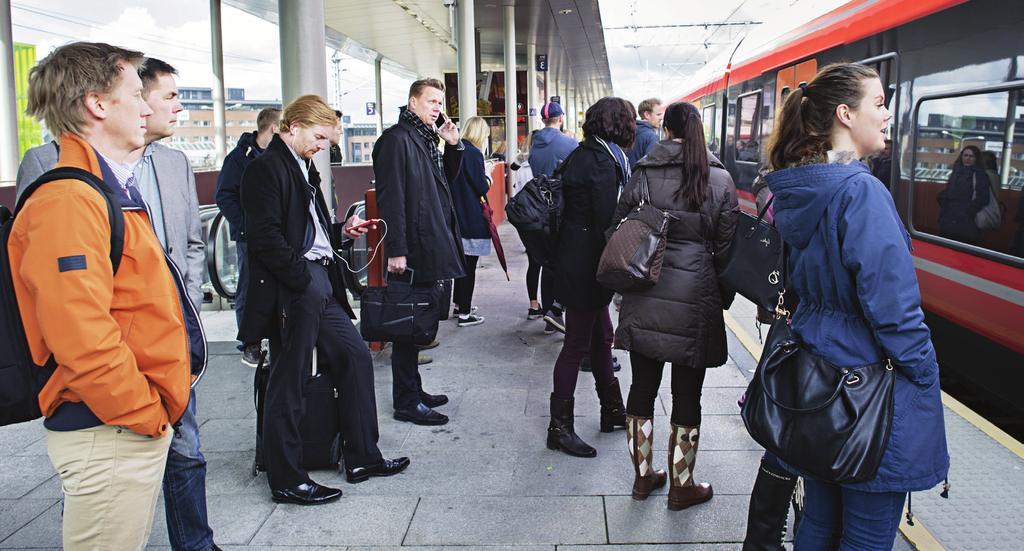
[{"xmin": 8, "ymin": 134, "xmax": 192, "ymax": 437}]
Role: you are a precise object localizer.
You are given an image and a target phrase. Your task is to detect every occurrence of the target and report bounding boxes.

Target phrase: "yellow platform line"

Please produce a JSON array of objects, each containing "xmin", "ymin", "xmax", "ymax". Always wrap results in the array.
[
  {"xmin": 722, "ymin": 310, "xmax": 946, "ymax": 551},
  {"xmin": 941, "ymin": 391, "xmax": 1024, "ymax": 460}
]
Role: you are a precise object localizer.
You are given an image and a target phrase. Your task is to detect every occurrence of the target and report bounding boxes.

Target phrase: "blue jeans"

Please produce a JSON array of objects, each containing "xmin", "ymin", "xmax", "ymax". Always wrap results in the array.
[
  {"xmin": 163, "ymin": 389, "xmax": 214, "ymax": 551},
  {"xmin": 796, "ymin": 477, "xmax": 905, "ymax": 551},
  {"xmin": 234, "ymin": 240, "xmax": 249, "ymax": 350}
]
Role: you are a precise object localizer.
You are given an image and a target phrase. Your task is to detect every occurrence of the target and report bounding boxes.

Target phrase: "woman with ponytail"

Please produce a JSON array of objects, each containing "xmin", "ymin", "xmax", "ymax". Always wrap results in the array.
[
  {"xmin": 760, "ymin": 63, "xmax": 949, "ymax": 549},
  {"xmin": 613, "ymin": 101, "xmax": 739, "ymax": 510}
]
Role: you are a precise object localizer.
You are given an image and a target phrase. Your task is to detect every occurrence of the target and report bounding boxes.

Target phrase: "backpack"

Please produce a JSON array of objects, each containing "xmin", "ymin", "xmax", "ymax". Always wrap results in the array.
[
  {"xmin": 505, "ymin": 148, "xmax": 584, "ymax": 237},
  {"xmin": 0, "ymin": 167, "xmax": 125, "ymax": 427}
]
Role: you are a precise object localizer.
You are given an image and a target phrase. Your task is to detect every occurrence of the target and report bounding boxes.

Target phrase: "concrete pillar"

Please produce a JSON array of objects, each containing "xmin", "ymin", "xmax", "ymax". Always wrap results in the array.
[
  {"xmin": 279, "ymin": 0, "xmax": 332, "ymax": 211},
  {"xmin": 210, "ymin": 0, "xmax": 227, "ymax": 166},
  {"xmin": 0, "ymin": 0, "xmax": 19, "ymax": 183},
  {"xmin": 457, "ymin": 0, "xmax": 477, "ymax": 121},
  {"xmin": 526, "ymin": 42, "xmax": 538, "ymax": 132},
  {"xmin": 503, "ymin": 1, "xmax": 517, "ymax": 167},
  {"xmin": 374, "ymin": 54, "xmax": 384, "ymax": 136}
]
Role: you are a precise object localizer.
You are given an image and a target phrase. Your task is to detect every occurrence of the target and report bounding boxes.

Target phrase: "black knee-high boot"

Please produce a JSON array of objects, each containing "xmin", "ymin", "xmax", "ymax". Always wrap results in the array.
[{"xmin": 742, "ymin": 458, "xmax": 797, "ymax": 550}]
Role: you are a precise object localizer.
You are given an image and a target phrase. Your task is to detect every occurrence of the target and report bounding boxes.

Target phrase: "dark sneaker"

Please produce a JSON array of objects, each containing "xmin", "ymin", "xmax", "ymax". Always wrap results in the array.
[
  {"xmin": 457, "ymin": 314, "xmax": 485, "ymax": 327},
  {"xmin": 543, "ymin": 312, "xmax": 566, "ymax": 334},
  {"xmin": 241, "ymin": 343, "xmax": 262, "ymax": 368},
  {"xmin": 527, "ymin": 308, "xmax": 543, "ymax": 320}
]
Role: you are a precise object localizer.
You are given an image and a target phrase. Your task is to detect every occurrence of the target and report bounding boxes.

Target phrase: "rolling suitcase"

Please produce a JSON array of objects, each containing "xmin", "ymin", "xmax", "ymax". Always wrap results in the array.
[{"xmin": 252, "ymin": 347, "xmax": 343, "ymax": 476}]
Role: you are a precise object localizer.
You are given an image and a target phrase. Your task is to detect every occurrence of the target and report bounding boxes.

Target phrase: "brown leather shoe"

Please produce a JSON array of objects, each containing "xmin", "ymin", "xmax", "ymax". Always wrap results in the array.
[{"xmin": 668, "ymin": 482, "xmax": 714, "ymax": 510}]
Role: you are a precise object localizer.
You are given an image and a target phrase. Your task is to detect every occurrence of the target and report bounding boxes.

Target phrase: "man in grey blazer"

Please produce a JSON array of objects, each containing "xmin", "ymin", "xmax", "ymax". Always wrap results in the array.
[
  {"xmin": 16, "ymin": 58, "xmax": 219, "ymax": 551},
  {"xmin": 127, "ymin": 57, "xmax": 218, "ymax": 551},
  {"xmin": 14, "ymin": 140, "xmax": 59, "ymax": 200}
]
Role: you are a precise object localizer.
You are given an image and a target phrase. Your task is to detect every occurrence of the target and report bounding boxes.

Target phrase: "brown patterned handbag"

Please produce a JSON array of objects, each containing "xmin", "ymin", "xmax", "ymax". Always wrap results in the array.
[{"xmin": 597, "ymin": 170, "xmax": 675, "ymax": 293}]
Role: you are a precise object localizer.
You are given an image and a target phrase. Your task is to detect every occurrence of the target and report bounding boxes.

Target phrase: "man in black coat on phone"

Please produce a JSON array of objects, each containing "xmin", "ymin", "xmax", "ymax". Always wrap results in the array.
[
  {"xmin": 240, "ymin": 94, "xmax": 408, "ymax": 506},
  {"xmin": 373, "ymin": 78, "xmax": 466, "ymax": 426}
]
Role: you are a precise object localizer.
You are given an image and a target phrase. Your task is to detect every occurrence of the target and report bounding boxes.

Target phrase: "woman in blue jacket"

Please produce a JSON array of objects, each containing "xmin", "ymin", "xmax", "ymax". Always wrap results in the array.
[
  {"xmin": 450, "ymin": 116, "xmax": 492, "ymax": 327},
  {"xmin": 762, "ymin": 63, "xmax": 949, "ymax": 549}
]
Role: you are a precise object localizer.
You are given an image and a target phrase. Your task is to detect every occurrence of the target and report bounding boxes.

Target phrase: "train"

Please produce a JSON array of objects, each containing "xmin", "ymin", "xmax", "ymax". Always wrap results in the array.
[{"xmin": 677, "ymin": 0, "xmax": 1024, "ymax": 415}]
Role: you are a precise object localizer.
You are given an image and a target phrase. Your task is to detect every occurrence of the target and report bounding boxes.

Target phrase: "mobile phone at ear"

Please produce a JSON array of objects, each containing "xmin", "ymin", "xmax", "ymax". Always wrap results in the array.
[{"xmin": 436, "ymin": 112, "xmax": 449, "ymax": 128}]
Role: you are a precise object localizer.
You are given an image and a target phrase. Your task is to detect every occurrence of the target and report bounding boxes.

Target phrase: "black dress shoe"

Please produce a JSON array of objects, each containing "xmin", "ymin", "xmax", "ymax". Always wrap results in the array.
[
  {"xmin": 271, "ymin": 481, "xmax": 342, "ymax": 505},
  {"xmin": 394, "ymin": 402, "xmax": 449, "ymax": 425},
  {"xmin": 346, "ymin": 457, "xmax": 411, "ymax": 483},
  {"xmin": 420, "ymin": 392, "xmax": 449, "ymax": 408}
]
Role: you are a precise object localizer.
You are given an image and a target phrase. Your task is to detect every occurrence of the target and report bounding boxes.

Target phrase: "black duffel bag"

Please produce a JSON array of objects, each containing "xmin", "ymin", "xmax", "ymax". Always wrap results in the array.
[
  {"xmin": 740, "ymin": 286, "xmax": 896, "ymax": 484},
  {"xmin": 360, "ymin": 269, "xmax": 443, "ymax": 346},
  {"xmin": 719, "ymin": 196, "xmax": 784, "ymax": 310}
]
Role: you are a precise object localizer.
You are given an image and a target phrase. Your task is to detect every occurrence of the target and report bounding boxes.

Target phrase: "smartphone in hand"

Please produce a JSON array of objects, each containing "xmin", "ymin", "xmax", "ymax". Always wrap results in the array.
[{"xmin": 436, "ymin": 112, "xmax": 449, "ymax": 129}]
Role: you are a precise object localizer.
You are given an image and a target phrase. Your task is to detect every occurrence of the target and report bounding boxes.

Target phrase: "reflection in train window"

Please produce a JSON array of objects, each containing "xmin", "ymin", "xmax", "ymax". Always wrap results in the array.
[
  {"xmin": 734, "ymin": 91, "xmax": 762, "ymax": 163},
  {"xmin": 702, "ymin": 103, "xmax": 716, "ymax": 148},
  {"xmin": 912, "ymin": 87, "xmax": 1024, "ymax": 258}
]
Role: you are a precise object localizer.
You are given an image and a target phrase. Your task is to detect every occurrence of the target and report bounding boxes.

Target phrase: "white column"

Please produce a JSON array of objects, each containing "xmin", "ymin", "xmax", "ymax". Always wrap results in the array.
[
  {"xmin": 279, "ymin": 0, "xmax": 332, "ymax": 209},
  {"xmin": 526, "ymin": 42, "xmax": 538, "ymax": 132},
  {"xmin": 210, "ymin": 0, "xmax": 227, "ymax": 166},
  {"xmin": 0, "ymin": 0, "xmax": 19, "ymax": 183},
  {"xmin": 503, "ymin": 1, "xmax": 517, "ymax": 166},
  {"xmin": 374, "ymin": 54, "xmax": 384, "ymax": 136},
  {"xmin": 457, "ymin": 0, "xmax": 477, "ymax": 121}
]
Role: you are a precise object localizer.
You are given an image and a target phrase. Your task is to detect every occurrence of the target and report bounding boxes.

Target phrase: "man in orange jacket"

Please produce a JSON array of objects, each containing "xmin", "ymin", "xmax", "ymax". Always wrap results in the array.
[{"xmin": 12, "ymin": 42, "xmax": 197, "ymax": 550}]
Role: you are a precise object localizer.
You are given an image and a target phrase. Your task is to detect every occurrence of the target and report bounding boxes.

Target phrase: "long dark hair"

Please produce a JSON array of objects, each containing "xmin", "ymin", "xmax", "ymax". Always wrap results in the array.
[
  {"xmin": 953, "ymin": 145, "xmax": 983, "ymax": 171},
  {"xmin": 662, "ymin": 101, "xmax": 709, "ymax": 209},
  {"xmin": 766, "ymin": 63, "xmax": 879, "ymax": 170},
  {"xmin": 582, "ymin": 97, "xmax": 637, "ymax": 149}
]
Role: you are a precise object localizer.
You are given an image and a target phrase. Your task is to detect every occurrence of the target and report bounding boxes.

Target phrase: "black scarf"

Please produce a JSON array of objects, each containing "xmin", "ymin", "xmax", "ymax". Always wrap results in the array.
[{"xmin": 400, "ymin": 106, "xmax": 443, "ymax": 173}]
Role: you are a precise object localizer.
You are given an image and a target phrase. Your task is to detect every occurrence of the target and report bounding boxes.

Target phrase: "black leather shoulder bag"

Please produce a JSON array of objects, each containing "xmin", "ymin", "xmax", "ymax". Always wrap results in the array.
[
  {"xmin": 740, "ymin": 249, "xmax": 896, "ymax": 484},
  {"xmin": 719, "ymin": 196, "xmax": 784, "ymax": 310}
]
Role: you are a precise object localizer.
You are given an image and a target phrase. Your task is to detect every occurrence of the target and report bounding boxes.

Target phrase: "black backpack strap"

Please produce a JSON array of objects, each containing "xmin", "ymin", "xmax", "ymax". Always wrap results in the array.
[{"xmin": 17, "ymin": 167, "xmax": 125, "ymax": 275}]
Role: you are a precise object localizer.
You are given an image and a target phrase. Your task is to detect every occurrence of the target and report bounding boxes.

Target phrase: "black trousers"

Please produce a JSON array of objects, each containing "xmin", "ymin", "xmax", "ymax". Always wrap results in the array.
[
  {"xmin": 264, "ymin": 261, "xmax": 383, "ymax": 490},
  {"xmin": 626, "ymin": 352, "xmax": 707, "ymax": 426},
  {"xmin": 453, "ymin": 254, "xmax": 479, "ymax": 312}
]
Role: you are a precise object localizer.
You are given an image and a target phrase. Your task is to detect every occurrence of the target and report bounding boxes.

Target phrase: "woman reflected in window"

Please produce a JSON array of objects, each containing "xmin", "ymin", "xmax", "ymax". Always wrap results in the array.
[{"xmin": 937, "ymin": 145, "xmax": 990, "ymax": 244}]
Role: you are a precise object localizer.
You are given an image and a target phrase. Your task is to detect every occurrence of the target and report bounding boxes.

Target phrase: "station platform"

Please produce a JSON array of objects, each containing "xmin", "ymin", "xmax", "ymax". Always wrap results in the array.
[{"xmin": 0, "ymin": 223, "xmax": 1020, "ymax": 550}]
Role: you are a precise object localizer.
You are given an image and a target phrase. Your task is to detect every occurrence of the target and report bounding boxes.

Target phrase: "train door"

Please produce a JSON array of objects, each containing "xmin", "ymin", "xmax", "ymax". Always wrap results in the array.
[{"xmin": 775, "ymin": 59, "xmax": 818, "ymax": 111}]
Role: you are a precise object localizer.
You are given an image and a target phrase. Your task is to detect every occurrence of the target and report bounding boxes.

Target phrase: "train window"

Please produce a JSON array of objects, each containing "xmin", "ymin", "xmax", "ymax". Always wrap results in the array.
[
  {"xmin": 734, "ymin": 91, "xmax": 762, "ymax": 163},
  {"xmin": 702, "ymin": 103, "xmax": 716, "ymax": 148},
  {"xmin": 911, "ymin": 86, "xmax": 1024, "ymax": 259}
]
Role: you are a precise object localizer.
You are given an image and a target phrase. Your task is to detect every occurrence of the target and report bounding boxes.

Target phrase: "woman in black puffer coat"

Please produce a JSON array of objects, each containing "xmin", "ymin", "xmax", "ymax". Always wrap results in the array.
[{"xmin": 613, "ymin": 102, "xmax": 738, "ymax": 511}]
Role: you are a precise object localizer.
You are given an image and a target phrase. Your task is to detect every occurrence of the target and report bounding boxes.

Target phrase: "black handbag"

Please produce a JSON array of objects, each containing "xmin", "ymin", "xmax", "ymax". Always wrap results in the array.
[
  {"xmin": 719, "ymin": 196, "xmax": 784, "ymax": 310},
  {"xmin": 596, "ymin": 170, "xmax": 675, "ymax": 293},
  {"xmin": 359, "ymin": 269, "xmax": 443, "ymax": 345},
  {"xmin": 740, "ymin": 255, "xmax": 896, "ymax": 484}
]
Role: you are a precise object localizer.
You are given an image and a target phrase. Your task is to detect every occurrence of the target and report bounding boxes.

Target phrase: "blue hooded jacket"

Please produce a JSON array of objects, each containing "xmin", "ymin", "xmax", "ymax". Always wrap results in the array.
[
  {"xmin": 765, "ymin": 161, "xmax": 949, "ymax": 493},
  {"xmin": 528, "ymin": 127, "xmax": 578, "ymax": 178},
  {"xmin": 627, "ymin": 120, "xmax": 658, "ymax": 170}
]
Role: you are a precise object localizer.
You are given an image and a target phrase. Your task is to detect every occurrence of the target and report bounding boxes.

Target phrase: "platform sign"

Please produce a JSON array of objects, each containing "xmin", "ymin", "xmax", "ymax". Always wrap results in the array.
[
  {"xmin": 343, "ymin": 115, "xmax": 351, "ymax": 124},
  {"xmin": 529, "ymin": 108, "xmax": 537, "ymax": 116},
  {"xmin": 365, "ymin": 102, "xmax": 377, "ymax": 116},
  {"xmin": 550, "ymin": 95, "xmax": 561, "ymax": 104},
  {"xmin": 536, "ymin": 54, "xmax": 548, "ymax": 72}
]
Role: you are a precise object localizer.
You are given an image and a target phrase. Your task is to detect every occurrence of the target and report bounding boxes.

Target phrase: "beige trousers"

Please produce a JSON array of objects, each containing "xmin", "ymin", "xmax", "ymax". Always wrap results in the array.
[{"xmin": 46, "ymin": 424, "xmax": 172, "ymax": 551}]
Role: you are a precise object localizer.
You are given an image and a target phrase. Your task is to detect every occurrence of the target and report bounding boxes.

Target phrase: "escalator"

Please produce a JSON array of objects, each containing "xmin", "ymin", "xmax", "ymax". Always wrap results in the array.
[{"xmin": 201, "ymin": 202, "xmax": 367, "ymax": 307}]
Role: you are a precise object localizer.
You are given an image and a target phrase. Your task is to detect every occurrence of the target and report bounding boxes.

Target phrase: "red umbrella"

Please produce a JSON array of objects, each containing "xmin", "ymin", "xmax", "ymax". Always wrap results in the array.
[{"xmin": 480, "ymin": 196, "xmax": 510, "ymax": 281}]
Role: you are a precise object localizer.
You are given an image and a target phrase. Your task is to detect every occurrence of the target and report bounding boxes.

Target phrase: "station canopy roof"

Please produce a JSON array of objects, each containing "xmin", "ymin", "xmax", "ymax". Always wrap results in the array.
[{"xmin": 224, "ymin": 0, "xmax": 613, "ymax": 101}]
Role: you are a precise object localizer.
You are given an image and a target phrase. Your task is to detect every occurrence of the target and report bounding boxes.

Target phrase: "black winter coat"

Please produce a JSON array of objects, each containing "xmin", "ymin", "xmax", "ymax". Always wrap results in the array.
[
  {"xmin": 613, "ymin": 141, "xmax": 739, "ymax": 367},
  {"xmin": 938, "ymin": 165, "xmax": 990, "ymax": 244},
  {"xmin": 216, "ymin": 131, "xmax": 262, "ymax": 241},
  {"xmin": 450, "ymin": 140, "xmax": 491, "ymax": 240},
  {"xmin": 554, "ymin": 138, "xmax": 623, "ymax": 310},
  {"xmin": 237, "ymin": 135, "xmax": 355, "ymax": 343},
  {"xmin": 373, "ymin": 118, "xmax": 466, "ymax": 282}
]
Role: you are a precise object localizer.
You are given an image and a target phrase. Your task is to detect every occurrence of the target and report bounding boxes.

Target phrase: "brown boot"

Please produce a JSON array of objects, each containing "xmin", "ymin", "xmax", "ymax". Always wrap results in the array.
[
  {"xmin": 626, "ymin": 415, "xmax": 667, "ymax": 500},
  {"xmin": 667, "ymin": 423, "xmax": 713, "ymax": 510}
]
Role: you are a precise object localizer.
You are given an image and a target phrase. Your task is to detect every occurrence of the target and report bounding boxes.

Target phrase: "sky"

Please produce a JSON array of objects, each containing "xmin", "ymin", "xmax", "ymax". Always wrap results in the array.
[
  {"xmin": 11, "ymin": 0, "xmax": 414, "ymax": 125},
  {"xmin": 599, "ymin": 0, "xmax": 852, "ymax": 106}
]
